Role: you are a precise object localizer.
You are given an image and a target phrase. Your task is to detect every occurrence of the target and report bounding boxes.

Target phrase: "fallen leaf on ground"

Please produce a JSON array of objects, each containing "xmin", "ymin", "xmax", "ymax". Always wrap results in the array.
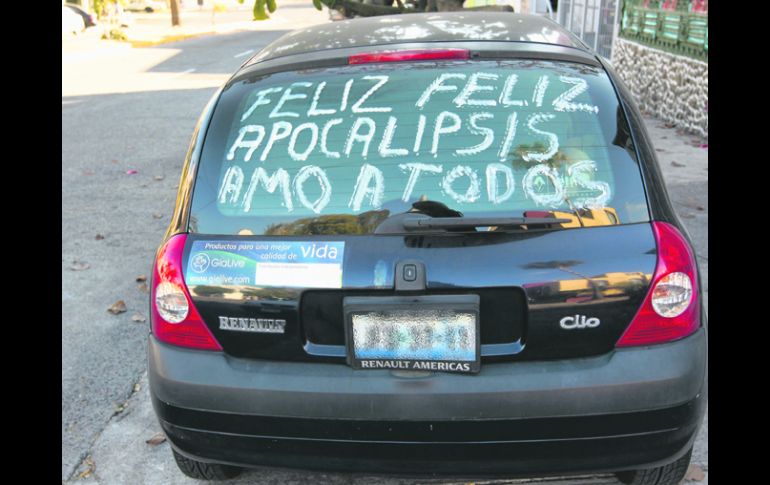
[
  {"xmin": 131, "ymin": 313, "xmax": 146, "ymax": 323},
  {"xmin": 126, "ymin": 169, "xmax": 138, "ymax": 175},
  {"xmin": 70, "ymin": 261, "xmax": 91, "ymax": 271},
  {"xmin": 677, "ymin": 200, "xmax": 705, "ymax": 211},
  {"xmin": 76, "ymin": 456, "xmax": 95, "ymax": 480},
  {"xmin": 152, "ymin": 213, "xmax": 163, "ymax": 219},
  {"xmin": 146, "ymin": 432, "xmax": 167, "ymax": 446},
  {"xmin": 154, "ymin": 175, "xmax": 165, "ymax": 181},
  {"xmin": 108, "ymin": 300, "xmax": 127, "ymax": 315},
  {"xmin": 137, "ymin": 282, "xmax": 149, "ymax": 293},
  {"xmin": 95, "ymin": 234, "xmax": 105, "ymax": 240},
  {"xmin": 134, "ymin": 383, "xmax": 141, "ymax": 392},
  {"xmin": 671, "ymin": 161, "xmax": 685, "ymax": 167},
  {"xmin": 684, "ymin": 463, "xmax": 705, "ymax": 481},
  {"xmin": 664, "ymin": 122, "xmax": 675, "ymax": 128},
  {"xmin": 136, "ymin": 275, "xmax": 147, "ymax": 282}
]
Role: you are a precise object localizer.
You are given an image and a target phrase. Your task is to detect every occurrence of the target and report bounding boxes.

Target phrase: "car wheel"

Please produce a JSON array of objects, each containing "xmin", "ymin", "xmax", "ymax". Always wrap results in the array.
[
  {"xmin": 172, "ymin": 449, "xmax": 242, "ymax": 480},
  {"xmin": 615, "ymin": 447, "xmax": 693, "ymax": 485}
]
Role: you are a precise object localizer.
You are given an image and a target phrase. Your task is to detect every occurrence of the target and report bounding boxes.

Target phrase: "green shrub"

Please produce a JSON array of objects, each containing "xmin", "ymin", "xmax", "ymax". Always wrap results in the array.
[{"xmin": 102, "ymin": 28, "xmax": 128, "ymax": 41}]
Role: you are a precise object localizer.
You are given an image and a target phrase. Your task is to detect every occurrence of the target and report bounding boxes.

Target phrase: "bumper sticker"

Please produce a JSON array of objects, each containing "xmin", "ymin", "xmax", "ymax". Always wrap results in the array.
[{"xmin": 186, "ymin": 240, "xmax": 344, "ymax": 288}]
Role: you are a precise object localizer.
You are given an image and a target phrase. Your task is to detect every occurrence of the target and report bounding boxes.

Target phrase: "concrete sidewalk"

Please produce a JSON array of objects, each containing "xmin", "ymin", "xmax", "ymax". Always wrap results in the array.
[
  {"xmin": 123, "ymin": 1, "xmax": 312, "ymax": 47},
  {"xmin": 63, "ymin": 0, "xmax": 329, "ymax": 50}
]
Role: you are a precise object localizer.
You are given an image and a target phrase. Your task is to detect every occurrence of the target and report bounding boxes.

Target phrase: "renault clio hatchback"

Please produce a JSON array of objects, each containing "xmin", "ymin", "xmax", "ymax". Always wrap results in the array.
[{"xmin": 149, "ymin": 12, "xmax": 707, "ymax": 484}]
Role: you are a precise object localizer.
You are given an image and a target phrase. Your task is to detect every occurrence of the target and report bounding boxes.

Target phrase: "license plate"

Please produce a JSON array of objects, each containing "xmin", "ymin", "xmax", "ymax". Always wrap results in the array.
[{"xmin": 344, "ymin": 295, "xmax": 480, "ymax": 374}]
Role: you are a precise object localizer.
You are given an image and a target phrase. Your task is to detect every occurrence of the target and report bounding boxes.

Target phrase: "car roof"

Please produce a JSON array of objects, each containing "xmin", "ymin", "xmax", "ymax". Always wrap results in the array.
[{"xmin": 247, "ymin": 12, "xmax": 587, "ymax": 66}]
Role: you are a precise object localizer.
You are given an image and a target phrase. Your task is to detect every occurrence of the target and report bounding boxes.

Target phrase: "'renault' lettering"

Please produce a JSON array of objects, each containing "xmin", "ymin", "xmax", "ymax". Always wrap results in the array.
[{"xmin": 218, "ymin": 316, "xmax": 287, "ymax": 334}]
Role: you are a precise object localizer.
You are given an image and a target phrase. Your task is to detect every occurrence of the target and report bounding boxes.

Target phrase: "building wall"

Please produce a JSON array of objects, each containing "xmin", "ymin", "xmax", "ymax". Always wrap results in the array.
[{"xmin": 611, "ymin": 37, "xmax": 708, "ymax": 138}]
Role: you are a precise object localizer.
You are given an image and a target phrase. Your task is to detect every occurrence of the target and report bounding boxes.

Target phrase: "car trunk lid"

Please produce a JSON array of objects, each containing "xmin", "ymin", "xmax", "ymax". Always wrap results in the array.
[{"xmin": 184, "ymin": 222, "xmax": 656, "ymax": 362}]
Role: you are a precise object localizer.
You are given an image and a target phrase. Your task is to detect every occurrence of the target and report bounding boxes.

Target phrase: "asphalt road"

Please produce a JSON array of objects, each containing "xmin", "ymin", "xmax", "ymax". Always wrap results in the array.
[
  {"xmin": 62, "ymin": 15, "xmax": 707, "ymax": 484},
  {"xmin": 62, "ymin": 20, "xmax": 310, "ymax": 481}
]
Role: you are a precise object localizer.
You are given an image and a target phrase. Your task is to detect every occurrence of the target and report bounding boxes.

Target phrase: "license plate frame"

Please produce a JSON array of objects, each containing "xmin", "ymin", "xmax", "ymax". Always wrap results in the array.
[{"xmin": 343, "ymin": 294, "xmax": 481, "ymax": 374}]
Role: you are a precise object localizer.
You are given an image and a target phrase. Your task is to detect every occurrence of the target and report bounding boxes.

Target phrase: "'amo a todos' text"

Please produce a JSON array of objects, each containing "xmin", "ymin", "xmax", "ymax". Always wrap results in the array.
[{"xmin": 218, "ymin": 160, "xmax": 611, "ymax": 214}]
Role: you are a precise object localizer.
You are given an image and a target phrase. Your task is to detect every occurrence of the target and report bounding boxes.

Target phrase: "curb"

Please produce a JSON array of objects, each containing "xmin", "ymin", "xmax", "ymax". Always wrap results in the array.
[
  {"xmin": 127, "ymin": 23, "xmax": 256, "ymax": 48},
  {"xmin": 129, "ymin": 30, "xmax": 216, "ymax": 47}
]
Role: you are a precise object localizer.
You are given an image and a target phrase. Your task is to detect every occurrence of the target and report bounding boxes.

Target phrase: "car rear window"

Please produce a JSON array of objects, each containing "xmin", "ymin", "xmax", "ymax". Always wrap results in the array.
[{"xmin": 190, "ymin": 59, "xmax": 649, "ymax": 235}]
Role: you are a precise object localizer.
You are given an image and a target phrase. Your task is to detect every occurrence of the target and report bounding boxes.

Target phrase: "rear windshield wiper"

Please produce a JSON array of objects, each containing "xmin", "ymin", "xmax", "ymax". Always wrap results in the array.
[
  {"xmin": 374, "ymin": 212, "xmax": 571, "ymax": 234},
  {"xmin": 373, "ymin": 200, "xmax": 571, "ymax": 234},
  {"xmin": 402, "ymin": 215, "xmax": 572, "ymax": 231}
]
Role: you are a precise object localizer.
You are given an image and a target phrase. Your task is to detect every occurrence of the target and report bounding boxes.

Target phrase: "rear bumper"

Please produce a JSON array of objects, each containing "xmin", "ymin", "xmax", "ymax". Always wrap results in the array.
[{"xmin": 149, "ymin": 328, "xmax": 707, "ymax": 476}]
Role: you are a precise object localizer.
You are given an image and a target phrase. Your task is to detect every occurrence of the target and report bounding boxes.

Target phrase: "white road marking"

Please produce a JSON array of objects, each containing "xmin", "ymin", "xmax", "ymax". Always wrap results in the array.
[
  {"xmin": 234, "ymin": 49, "xmax": 254, "ymax": 58},
  {"xmin": 170, "ymin": 68, "xmax": 197, "ymax": 79}
]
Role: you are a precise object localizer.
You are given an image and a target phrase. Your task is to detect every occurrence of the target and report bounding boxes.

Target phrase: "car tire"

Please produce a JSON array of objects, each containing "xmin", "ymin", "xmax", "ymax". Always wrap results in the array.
[
  {"xmin": 172, "ymin": 449, "xmax": 242, "ymax": 480},
  {"xmin": 615, "ymin": 447, "xmax": 693, "ymax": 485}
]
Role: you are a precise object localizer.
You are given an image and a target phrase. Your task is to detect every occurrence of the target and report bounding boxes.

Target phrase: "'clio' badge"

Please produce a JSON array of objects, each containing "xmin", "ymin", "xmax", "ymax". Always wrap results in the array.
[{"xmin": 560, "ymin": 315, "xmax": 600, "ymax": 330}]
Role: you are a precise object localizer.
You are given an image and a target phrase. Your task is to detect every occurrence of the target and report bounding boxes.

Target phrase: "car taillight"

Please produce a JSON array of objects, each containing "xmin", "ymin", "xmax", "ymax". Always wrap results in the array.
[
  {"xmin": 348, "ymin": 49, "xmax": 470, "ymax": 65},
  {"xmin": 616, "ymin": 222, "xmax": 700, "ymax": 347},
  {"xmin": 151, "ymin": 234, "xmax": 222, "ymax": 351}
]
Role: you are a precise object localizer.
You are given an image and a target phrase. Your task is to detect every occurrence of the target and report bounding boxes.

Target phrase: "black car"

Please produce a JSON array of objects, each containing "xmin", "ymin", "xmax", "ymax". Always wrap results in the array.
[
  {"xmin": 64, "ymin": 3, "xmax": 97, "ymax": 28},
  {"xmin": 149, "ymin": 12, "xmax": 707, "ymax": 484}
]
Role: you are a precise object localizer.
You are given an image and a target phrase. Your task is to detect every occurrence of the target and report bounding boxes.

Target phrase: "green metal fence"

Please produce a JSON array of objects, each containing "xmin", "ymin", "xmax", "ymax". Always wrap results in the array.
[{"xmin": 619, "ymin": 0, "xmax": 708, "ymax": 61}]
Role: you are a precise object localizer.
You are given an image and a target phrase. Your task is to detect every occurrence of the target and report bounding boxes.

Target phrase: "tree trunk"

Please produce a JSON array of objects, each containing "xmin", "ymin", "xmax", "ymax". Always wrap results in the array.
[{"xmin": 170, "ymin": 0, "xmax": 181, "ymax": 26}]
